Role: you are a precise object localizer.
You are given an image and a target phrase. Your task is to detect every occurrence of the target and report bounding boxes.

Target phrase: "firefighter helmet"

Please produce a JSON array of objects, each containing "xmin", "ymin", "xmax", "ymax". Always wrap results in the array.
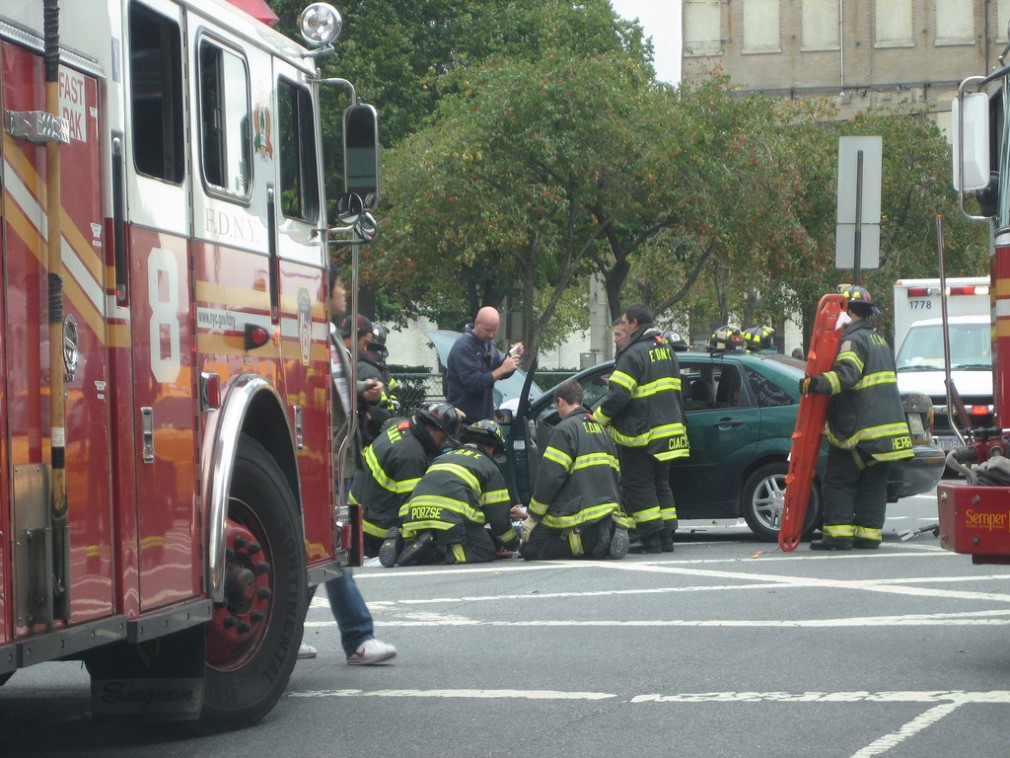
[
  {"xmin": 367, "ymin": 322, "xmax": 389, "ymax": 359},
  {"xmin": 662, "ymin": 330, "xmax": 688, "ymax": 351},
  {"xmin": 461, "ymin": 419, "xmax": 506, "ymax": 454},
  {"xmin": 709, "ymin": 325, "xmax": 744, "ymax": 352},
  {"xmin": 743, "ymin": 325, "xmax": 774, "ymax": 352},
  {"xmin": 841, "ymin": 285, "xmax": 879, "ymax": 316},
  {"xmin": 415, "ymin": 403, "xmax": 465, "ymax": 439}
]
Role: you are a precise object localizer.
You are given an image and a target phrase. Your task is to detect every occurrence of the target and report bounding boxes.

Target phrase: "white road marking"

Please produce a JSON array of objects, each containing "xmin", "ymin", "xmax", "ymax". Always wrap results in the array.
[
  {"xmin": 287, "ymin": 688, "xmax": 1010, "ymax": 704},
  {"xmin": 288, "ymin": 688, "xmax": 615, "ymax": 701},
  {"xmin": 852, "ymin": 701, "xmax": 963, "ymax": 757}
]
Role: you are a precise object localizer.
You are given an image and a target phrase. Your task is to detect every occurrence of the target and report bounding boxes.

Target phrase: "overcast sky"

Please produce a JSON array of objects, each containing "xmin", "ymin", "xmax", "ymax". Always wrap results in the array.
[{"xmin": 609, "ymin": 0, "xmax": 682, "ymax": 84}]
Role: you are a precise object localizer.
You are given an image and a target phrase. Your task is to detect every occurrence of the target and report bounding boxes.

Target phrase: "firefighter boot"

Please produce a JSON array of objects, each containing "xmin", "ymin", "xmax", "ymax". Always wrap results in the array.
[
  {"xmin": 378, "ymin": 527, "xmax": 402, "ymax": 568},
  {"xmin": 628, "ymin": 535, "xmax": 662, "ymax": 554},
  {"xmin": 396, "ymin": 531, "xmax": 435, "ymax": 566},
  {"xmin": 609, "ymin": 527, "xmax": 630, "ymax": 560},
  {"xmin": 809, "ymin": 538, "xmax": 853, "ymax": 551},
  {"xmin": 660, "ymin": 529, "xmax": 675, "ymax": 553}
]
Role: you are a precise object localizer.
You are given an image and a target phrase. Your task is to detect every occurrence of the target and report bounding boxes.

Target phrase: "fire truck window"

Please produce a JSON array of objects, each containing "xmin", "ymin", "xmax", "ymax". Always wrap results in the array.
[
  {"xmin": 278, "ymin": 79, "xmax": 319, "ymax": 222},
  {"xmin": 199, "ymin": 41, "xmax": 251, "ymax": 197},
  {"xmin": 128, "ymin": 2, "xmax": 183, "ymax": 183}
]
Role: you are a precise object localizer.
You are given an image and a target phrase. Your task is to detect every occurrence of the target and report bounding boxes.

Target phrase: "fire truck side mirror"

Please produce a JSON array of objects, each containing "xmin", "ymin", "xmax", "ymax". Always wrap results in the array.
[
  {"xmin": 952, "ymin": 92, "xmax": 990, "ymax": 194},
  {"xmin": 335, "ymin": 192, "xmax": 363, "ymax": 225},
  {"xmin": 343, "ymin": 103, "xmax": 379, "ymax": 210}
]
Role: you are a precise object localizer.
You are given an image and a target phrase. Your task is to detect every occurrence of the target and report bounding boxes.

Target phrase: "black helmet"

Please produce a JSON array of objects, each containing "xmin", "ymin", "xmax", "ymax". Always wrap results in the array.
[
  {"xmin": 367, "ymin": 322, "xmax": 389, "ymax": 359},
  {"xmin": 461, "ymin": 419, "xmax": 506, "ymax": 454},
  {"xmin": 743, "ymin": 325, "xmax": 774, "ymax": 352},
  {"xmin": 841, "ymin": 285, "xmax": 879, "ymax": 316},
  {"xmin": 416, "ymin": 403, "xmax": 465, "ymax": 438},
  {"xmin": 709, "ymin": 325, "xmax": 743, "ymax": 352},
  {"xmin": 662, "ymin": 330, "xmax": 688, "ymax": 351}
]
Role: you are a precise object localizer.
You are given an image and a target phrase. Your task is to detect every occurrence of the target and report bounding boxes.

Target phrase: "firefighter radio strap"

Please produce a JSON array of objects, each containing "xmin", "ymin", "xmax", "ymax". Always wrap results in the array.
[{"xmin": 779, "ymin": 294, "xmax": 849, "ymax": 551}]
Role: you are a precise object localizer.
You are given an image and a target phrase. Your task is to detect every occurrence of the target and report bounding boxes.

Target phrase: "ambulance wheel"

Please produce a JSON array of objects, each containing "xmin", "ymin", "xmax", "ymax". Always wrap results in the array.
[
  {"xmin": 741, "ymin": 461, "xmax": 821, "ymax": 542},
  {"xmin": 201, "ymin": 435, "xmax": 306, "ymax": 729}
]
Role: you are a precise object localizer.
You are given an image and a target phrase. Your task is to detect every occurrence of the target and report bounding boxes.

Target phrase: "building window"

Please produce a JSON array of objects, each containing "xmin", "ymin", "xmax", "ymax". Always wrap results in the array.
[
  {"xmin": 742, "ymin": 0, "xmax": 780, "ymax": 54},
  {"xmin": 875, "ymin": 0, "xmax": 913, "ymax": 48},
  {"xmin": 801, "ymin": 0, "xmax": 839, "ymax": 52},
  {"xmin": 935, "ymin": 0, "xmax": 974, "ymax": 46},
  {"xmin": 998, "ymin": 0, "xmax": 1010, "ymax": 42},
  {"xmin": 683, "ymin": 0, "xmax": 722, "ymax": 57}
]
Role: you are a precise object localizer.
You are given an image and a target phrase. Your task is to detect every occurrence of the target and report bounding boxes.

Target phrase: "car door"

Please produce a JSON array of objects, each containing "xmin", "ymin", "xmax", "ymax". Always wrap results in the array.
[{"xmin": 673, "ymin": 358, "xmax": 761, "ymax": 517}]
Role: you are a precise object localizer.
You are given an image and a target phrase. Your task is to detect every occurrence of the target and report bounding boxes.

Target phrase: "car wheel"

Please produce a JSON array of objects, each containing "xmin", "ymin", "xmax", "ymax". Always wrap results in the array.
[{"xmin": 740, "ymin": 461, "xmax": 821, "ymax": 542}]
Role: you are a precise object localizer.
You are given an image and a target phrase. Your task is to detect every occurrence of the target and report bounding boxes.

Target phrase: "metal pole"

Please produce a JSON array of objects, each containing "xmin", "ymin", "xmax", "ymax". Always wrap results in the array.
[{"xmin": 853, "ymin": 149, "xmax": 863, "ymax": 285}]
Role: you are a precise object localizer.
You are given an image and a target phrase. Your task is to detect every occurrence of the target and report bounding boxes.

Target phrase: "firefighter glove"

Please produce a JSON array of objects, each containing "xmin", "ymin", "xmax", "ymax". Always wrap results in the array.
[
  {"xmin": 520, "ymin": 517, "xmax": 538, "ymax": 544},
  {"xmin": 800, "ymin": 374, "xmax": 830, "ymax": 395}
]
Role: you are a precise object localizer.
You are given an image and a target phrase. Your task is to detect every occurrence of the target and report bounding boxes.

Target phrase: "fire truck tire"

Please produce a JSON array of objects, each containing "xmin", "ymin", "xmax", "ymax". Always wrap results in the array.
[
  {"xmin": 200, "ymin": 434, "xmax": 307, "ymax": 729},
  {"xmin": 740, "ymin": 461, "xmax": 821, "ymax": 542}
]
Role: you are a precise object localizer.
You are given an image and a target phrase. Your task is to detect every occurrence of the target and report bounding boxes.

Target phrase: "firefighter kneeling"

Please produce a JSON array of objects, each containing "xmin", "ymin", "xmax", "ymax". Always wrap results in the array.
[
  {"xmin": 381, "ymin": 420, "xmax": 519, "ymax": 566},
  {"xmin": 519, "ymin": 379, "xmax": 631, "ymax": 561}
]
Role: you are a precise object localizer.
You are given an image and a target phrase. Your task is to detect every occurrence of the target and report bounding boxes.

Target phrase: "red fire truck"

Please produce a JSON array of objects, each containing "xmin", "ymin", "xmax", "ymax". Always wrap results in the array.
[
  {"xmin": 943, "ymin": 48, "xmax": 1010, "ymax": 564},
  {"xmin": 0, "ymin": 0, "xmax": 374, "ymax": 726}
]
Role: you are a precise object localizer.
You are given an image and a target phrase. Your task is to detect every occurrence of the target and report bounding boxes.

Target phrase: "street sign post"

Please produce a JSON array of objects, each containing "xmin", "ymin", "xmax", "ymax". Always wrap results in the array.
[{"xmin": 835, "ymin": 136, "xmax": 882, "ymax": 281}]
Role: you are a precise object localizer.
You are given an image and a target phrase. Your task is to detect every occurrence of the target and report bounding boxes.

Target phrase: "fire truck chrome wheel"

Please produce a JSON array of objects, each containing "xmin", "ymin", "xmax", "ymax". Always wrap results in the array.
[
  {"xmin": 740, "ymin": 461, "xmax": 821, "ymax": 542},
  {"xmin": 201, "ymin": 435, "xmax": 307, "ymax": 728}
]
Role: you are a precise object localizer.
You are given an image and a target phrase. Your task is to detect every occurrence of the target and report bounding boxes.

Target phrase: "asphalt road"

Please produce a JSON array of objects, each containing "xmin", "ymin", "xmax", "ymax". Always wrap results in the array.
[{"xmin": 4, "ymin": 491, "xmax": 1010, "ymax": 757}]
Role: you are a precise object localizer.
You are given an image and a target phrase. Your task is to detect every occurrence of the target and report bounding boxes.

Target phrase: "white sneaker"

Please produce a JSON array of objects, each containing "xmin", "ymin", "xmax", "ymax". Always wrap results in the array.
[
  {"xmin": 346, "ymin": 637, "xmax": 397, "ymax": 666},
  {"xmin": 298, "ymin": 642, "xmax": 318, "ymax": 659}
]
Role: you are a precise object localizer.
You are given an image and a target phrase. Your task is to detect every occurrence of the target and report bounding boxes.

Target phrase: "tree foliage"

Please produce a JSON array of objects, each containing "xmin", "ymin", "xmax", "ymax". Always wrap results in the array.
[{"xmin": 269, "ymin": 1, "xmax": 987, "ymax": 353}]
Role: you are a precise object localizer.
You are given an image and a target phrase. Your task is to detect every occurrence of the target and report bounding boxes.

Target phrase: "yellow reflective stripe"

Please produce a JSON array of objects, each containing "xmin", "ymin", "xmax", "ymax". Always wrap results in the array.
[
  {"xmin": 569, "ymin": 531, "xmax": 584, "ymax": 557},
  {"xmin": 405, "ymin": 519, "xmax": 452, "ymax": 531},
  {"xmin": 543, "ymin": 445, "xmax": 574, "ymax": 471},
  {"xmin": 854, "ymin": 526, "xmax": 882, "ymax": 540},
  {"xmin": 529, "ymin": 497, "xmax": 550, "ymax": 517},
  {"xmin": 540, "ymin": 503, "xmax": 619, "ymax": 530},
  {"xmin": 428, "ymin": 461, "xmax": 481, "ymax": 492},
  {"xmin": 655, "ymin": 448, "xmax": 690, "ymax": 461},
  {"xmin": 852, "ymin": 371, "xmax": 897, "ymax": 390},
  {"xmin": 836, "ymin": 350, "xmax": 864, "ymax": 373},
  {"xmin": 480, "ymin": 487, "xmax": 511, "ymax": 506},
  {"xmin": 822, "ymin": 524, "xmax": 855, "ymax": 538},
  {"xmin": 631, "ymin": 376, "xmax": 680, "ymax": 398},
  {"xmin": 362, "ymin": 519, "xmax": 387, "ymax": 538},
  {"xmin": 860, "ymin": 422, "xmax": 911, "ymax": 441},
  {"xmin": 450, "ymin": 543, "xmax": 466, "ymax": 562},
  {"xmin": 612, "ymin": 512, "xmax": 634, "ymax": 529},
  {"xmin": 595, "ymin": 408, "xmax": 612, "ymax": 426},
  {"xmin": 824, "ymin": 371, "xmax": 841, "ymax": 394},
  {"xmin": 874, "ymin": 449, "xmax": 914, "ymax": 461},
  {"xmin": 609, "ymin": 423, "xmax": 688, "ymax": 448},
  {"xmin": 497, "ymin": 527, "xmax": 517, "ymax": 543},
  {"xmin": 608, "ymin": 370, "xmax": 637, "ymax": 393},
  {"xmin": 631, "ymin": 506, "xmax": 662, "ymax": 524},
  {"xmin": 406, "ymin": 493, "xmax": 483, "ymax": 523},
  {"xmin": 660, "ymin": 505, "xmax": 678, "ymax": 519},
  {"xmin": 571, "ymin": 451, "xmax": 620, "ymax": 472}
]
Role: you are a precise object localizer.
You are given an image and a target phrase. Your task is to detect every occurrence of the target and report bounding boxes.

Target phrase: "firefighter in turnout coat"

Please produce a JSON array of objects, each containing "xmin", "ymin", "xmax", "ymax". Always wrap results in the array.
[
  {"xmin": 800, "ymin": 286, "xmax": 913, "ymax": 550},
  {"xmin": 352, "ymin": 404, "xmax": 464, "ymax": 558},
  {"xmin": 519, "ymin": 380, "xmax": 631, "ymax": 561},
  {"xmin": 596, "ymin": 303, "xmax": 689, "ymax": 553},
  {"xmin": 384, "ymin": 420, "xmax": 519, "ymax": 566}
]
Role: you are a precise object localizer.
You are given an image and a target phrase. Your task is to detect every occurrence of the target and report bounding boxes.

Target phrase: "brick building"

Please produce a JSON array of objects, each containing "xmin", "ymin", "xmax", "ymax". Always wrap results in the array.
[{"xmin": 682, "ymin": 0, "xmax": 1010, "ymax": 130}]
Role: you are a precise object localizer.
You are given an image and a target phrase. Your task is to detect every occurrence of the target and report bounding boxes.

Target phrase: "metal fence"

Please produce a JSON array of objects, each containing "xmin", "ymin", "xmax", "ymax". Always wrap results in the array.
[{"xmin": 390, "ymin": 370, "xmax": 581, "ymax": 414}]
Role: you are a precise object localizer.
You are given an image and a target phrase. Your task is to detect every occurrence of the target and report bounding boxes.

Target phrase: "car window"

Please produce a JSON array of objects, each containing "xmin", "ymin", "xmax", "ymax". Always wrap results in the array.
[
  {"xmin": 743, "ymin": 366, "xmax": 793, "ymax": 407},
  {"xmin": 579, "ymin": 371, "xmax": 612, "ymax": 409},
  {"xmin": 681, "ymin": 362, "xmax": 752, "ymax": 410}
]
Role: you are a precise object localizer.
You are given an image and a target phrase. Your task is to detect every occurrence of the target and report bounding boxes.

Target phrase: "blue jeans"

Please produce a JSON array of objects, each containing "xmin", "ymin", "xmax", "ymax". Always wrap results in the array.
[{"xmin": 323, "ymin": 567, "xmax": 374, "ymax": 657}]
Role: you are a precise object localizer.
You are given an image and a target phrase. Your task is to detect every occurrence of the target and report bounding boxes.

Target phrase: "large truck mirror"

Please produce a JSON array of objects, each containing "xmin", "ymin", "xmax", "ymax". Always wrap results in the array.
[
  {"xmin": 952, "ymin": 92, "xmax": 990, "ymax": 194},
  {"xmin": 343, "ymin": 103, "xmax": 379, "ymax": 209}
]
